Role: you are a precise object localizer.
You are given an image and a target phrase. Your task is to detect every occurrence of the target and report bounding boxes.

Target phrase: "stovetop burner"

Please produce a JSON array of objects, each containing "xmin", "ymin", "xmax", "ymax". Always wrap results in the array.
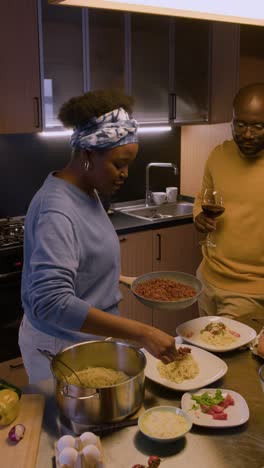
[{"xmin": 0, "ymin": 217, "xmax": 25, "ymax": 248}]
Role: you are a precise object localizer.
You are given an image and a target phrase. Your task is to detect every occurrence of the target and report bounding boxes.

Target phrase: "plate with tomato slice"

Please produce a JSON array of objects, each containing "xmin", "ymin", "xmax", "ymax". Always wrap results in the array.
[{"xmin": 181, "ymin": 388, "xmax": 249, "ymax": 428}]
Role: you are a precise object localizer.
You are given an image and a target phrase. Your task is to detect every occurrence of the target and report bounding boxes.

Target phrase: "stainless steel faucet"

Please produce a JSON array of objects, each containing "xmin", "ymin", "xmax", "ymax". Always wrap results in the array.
[{"xmin": 145, "ymin": 162, "xmax": 178, "ymax": 206}]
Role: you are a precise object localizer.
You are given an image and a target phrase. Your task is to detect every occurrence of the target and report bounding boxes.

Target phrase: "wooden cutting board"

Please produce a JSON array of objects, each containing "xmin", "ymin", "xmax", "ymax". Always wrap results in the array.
[{"xmin": 0, "ymin": 394, "xmax": 45, "ymax": 468}]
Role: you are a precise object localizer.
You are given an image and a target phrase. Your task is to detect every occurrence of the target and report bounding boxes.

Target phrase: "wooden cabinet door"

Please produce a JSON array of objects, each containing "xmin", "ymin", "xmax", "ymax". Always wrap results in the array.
[
  {"xmin": 152, "ymin": 223, "xmax": 202, "ymax": 335},
  {"xmin": 130, "ymin": 12, "xmax": 171, "ymax": 123},
  {"xmin": 170, "ymin": 20, "xmax": 239, "ymax": 125},
  {"xmin": 0, "ymin": 0, "xmax": 42, "ymax": 134},
  {"xmin": 118, "ymin": 231, "xmax": 153, "ymax": 325},
  {"xmin": 41, "ymin": 0, "xmax": 83, "ymax": 128},
  {"xmin": 88, "ymin": 9, "xmax": 125, "ymax": 91},
  {"xmin": 152, "ymin": 223, "xmax": 201, "ymax": 274}
]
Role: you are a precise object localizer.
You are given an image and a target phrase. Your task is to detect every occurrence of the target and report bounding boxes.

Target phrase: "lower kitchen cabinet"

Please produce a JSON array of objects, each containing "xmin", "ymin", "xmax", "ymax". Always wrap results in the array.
[
  {"xmin": 152, "ymin": 224, "xmax": 202, "ymax": 335},
  {"xmin": 118, "ymin": 223, "xmax": 202, "ymax": 335},
  {"xmin": 0, "ymin": 357, "xmax": 28, "ymax": 387},
  {"xmin": 118, "ymin": 230, "xmax": 153, "ymax": 325}
]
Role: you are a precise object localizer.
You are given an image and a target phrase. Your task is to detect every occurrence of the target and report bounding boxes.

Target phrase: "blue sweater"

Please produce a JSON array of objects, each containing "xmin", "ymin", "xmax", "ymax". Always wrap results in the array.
[{"xmin": 21, "ymin": 173, "xmax": 122, "ymax": 342}]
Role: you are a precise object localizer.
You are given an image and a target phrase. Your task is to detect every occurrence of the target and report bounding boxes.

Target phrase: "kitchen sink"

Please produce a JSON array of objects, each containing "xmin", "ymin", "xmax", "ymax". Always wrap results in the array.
[{"xmin": 113, "ymin": 201, "xmax": 194, "ymax": 221}]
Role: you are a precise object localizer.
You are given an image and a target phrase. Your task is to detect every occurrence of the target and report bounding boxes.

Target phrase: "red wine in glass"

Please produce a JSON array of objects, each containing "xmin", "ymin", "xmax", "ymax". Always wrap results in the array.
[
  {"xmin": 202, "ymin": 204, "xmax": 225, "ymax": 218},
  {"xmin": 200, "ymin": 189, "xmax": 224, "ymax": 248}
]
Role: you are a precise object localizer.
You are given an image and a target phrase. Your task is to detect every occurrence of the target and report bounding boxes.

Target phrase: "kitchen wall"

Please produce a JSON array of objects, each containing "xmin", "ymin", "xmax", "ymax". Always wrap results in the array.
[
  {"xmin": 180, "ymin": 123, "xmax": 232, "ymax": 197},
  {"xmin": 180, "ymin": 23, "xmax": 264, "ymax": 198},
  {"xmin": 0, "ymin": 127, "xmax": 180, "ymax": 217}
]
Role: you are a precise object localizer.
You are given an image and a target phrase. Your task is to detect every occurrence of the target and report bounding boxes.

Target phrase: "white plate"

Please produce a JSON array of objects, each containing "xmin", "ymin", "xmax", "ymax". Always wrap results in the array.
[
  {"xmin": 142, "ymin": 343, "xmax": 228, "ymax": 391},
  {"xmin": 181, "ymin": 388, "xmax": 249, "ymax": 427},
  {"xmin": 176, "ymin": 316, "xmax": 257, "ymax": 352},
  {"xmin": 249, "ymin": 327, "xmax": 264, "ymax": 359}
]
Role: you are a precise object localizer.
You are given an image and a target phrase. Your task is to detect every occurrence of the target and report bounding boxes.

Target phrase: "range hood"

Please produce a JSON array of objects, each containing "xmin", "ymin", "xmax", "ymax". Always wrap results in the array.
[{"xmin": 49, "ymin": 0, "xmax": 264, "ymax": 26}]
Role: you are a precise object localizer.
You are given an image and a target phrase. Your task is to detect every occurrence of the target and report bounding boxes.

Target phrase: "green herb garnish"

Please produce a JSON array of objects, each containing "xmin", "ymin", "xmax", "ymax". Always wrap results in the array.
[
  {"xmin": 191, "ymin": 403, "xmax": 199, "ymax": 410},
  {"xmin": 191, "ymin": 389, "xmax": 224, "ymax": 407}
]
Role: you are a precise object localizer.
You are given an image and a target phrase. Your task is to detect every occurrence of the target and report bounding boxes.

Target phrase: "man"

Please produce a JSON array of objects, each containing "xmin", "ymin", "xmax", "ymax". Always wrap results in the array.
[{"xmin": 193, "ymin": 82, "xmax": 264, "ymax": 317}]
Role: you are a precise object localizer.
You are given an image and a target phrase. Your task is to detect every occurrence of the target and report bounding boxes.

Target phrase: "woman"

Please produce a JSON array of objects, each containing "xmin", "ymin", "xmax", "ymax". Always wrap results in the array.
[{"xmin": 19, "ymin": 89, "xmax": 178, "ymax": 383}]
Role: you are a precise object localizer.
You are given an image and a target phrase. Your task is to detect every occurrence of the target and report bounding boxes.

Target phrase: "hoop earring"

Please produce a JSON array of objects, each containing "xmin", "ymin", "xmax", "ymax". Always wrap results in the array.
[{"xmin": 84, "ymin": 160, "xmax": 90, "ymax": 172}]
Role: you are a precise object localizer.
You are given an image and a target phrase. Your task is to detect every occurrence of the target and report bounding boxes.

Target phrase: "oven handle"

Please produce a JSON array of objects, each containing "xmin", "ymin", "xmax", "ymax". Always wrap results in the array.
[{"xmin": 0, "ymin": 271, "xmax": 22, "ymax": 280}]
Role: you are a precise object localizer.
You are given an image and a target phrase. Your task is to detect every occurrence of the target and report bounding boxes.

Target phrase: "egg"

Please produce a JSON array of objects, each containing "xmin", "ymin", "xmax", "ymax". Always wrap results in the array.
[
  {"xmin": 59, "ymin": 447, "xmax": 79, "ymax": 466},
  {"xmin": 82, "ymin": 444, "xmax": 101, "ymax": 464},
  {"xmin": 79, "ymin": 431, "xmax": 98, "ymax": 449},
  {"xmin": 57, "ymin": 435, "xmax": 76, "ymax": 453}
]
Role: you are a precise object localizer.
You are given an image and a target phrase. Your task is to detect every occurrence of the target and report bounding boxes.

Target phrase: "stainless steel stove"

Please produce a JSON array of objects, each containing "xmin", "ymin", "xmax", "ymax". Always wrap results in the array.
[
  {"xmin": 0, "ymin": 216, "xmax": 24, "ymax": 250},
  {"xmin": 0, "ymin": 217, "xmax": 25, "ymax": 362}
]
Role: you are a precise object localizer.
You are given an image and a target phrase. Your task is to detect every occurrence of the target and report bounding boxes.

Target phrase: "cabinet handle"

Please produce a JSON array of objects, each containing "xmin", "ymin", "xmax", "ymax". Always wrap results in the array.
[
  {"xmin": 169, "ymin": 93, "xmax": 176, "ymax": 121},
  {"xmin": 119, "ymin": 237, "xmax": 127, "ymax": 243},
  {"xmin": 156, "ymin": 233, "xmax": 161, "ymax": 261},
  {"xmin": 9, "ymin": 363, "xmax": 24, "ymax": 369},
  {"xmin": 33, "ymin": 97, "xmax": 40, "ymax": 128}
]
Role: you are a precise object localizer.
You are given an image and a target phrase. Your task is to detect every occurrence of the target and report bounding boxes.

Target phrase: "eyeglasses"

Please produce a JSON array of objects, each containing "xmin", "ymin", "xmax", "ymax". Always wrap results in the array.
[{"xmin": 232, "ymin": 120, "xmax": 264, "ymax": 135}]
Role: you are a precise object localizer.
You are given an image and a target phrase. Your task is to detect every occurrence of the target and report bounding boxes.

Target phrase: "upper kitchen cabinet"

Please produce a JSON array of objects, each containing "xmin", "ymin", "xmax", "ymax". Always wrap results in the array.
[
  {"xmin": 170, "ymin": 19, "xmax": 240, "ymax": 124},
  {"xmin": 88, "ymin": 10, "xmax": 125, "ymax": 91},
  {"xmin": 0, "ymin": 0, "xmax": 42, "ymax": 134},
  {"xmin": 41, "ymin": 0, "xmax": 83, "ymax": 128},
  {"xmin": 87, "ymin": 10, "xmax": 171, "ymax": 123},
  {"xmin": 130, "ymin": 13, "xmax": 170, "ymax": 123}
]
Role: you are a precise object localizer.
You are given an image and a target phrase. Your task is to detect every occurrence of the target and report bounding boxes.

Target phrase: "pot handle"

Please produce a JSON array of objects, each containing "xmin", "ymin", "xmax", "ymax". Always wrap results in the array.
[
  {"xmin": 119, "ymin": 275, "xmax": 136, "ymax": 288},
  {"xmin": 61, "ymin": 385, "xmax": 99, "ymax": 400},
  {"xmin": 37, "ymin": 348, "xmax": 56, "ymax": 361}
]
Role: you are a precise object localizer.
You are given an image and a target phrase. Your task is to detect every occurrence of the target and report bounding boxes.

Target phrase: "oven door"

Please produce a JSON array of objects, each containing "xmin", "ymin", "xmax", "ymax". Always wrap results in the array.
[{"xmin": 0, "ymin": 250, "xmax": 23, "ymax": 362}]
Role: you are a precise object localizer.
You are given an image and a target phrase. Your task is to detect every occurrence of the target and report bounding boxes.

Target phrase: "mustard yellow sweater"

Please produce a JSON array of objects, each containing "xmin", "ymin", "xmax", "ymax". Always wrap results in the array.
[{"xmin": 193, "ymin": 140, "xmax": 264, "ymax": 294}]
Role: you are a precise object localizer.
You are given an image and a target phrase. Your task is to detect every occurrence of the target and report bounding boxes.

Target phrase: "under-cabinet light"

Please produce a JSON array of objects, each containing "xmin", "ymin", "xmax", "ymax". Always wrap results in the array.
[
  {"xmin": 48, "ymin": 0, "xmax": 264, "ymax": 27},
  {"xmin": 39, "ymin": 126, "xmax": 172, "ymax": 138}
]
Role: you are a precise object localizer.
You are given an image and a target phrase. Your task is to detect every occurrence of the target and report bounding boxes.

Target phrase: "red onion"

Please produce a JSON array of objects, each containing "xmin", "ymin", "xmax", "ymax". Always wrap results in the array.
[
  {"xmin": 8, "ymin": 424, "xmax": 25, "ymax": 442},
  {"xmin": 148, "ymin": 455, "xmax": 161, "ymax": 467}
]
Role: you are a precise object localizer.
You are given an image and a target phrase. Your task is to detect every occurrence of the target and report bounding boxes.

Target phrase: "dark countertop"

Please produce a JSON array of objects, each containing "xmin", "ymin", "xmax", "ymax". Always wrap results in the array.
[
  {"xmin": 31, "ymin": 313, "xmax": 264, "ymax": 468},
  {"xmin": 110, "ymin": 210, "xmax": 193, "ymax": 235},
  {"xmin": 109, "ymin": 196, "xmax": 195, "ymax": 235}
]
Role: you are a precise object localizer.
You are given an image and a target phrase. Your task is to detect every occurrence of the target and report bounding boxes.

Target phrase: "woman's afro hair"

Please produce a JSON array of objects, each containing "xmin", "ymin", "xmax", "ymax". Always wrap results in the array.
[{"xmin": 58, "ymin": 88, "xmax": 135, "ymax": 128}]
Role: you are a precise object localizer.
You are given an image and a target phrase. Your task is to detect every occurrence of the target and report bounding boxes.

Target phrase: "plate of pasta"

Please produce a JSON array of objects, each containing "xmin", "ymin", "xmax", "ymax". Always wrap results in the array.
[
  {"xmin": 176, "ymin": 316, "xmax": 257, "ymax": 352},
  {"xmin": 142, "ymin": 343, "xmax": 228, "ymax": 391}
]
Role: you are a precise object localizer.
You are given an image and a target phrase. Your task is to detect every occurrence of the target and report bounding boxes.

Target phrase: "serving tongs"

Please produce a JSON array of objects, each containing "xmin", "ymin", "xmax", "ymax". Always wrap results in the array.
[{"xmin": 37, "ymin": 348, "xmax": 83, "ymax": 385}]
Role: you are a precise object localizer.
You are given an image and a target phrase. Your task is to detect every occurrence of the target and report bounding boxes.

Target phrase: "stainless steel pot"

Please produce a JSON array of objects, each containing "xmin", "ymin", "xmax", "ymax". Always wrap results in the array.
[{"xmin": 44, "ymin": 340, "xmax": 146, "ymax": 426}]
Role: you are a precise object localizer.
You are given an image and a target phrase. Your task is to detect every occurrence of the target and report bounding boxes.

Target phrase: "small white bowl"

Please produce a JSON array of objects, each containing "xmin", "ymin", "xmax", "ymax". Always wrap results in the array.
[{"xmin": 138, "ymin": 406, "xmax": 192, "ymax": 442}]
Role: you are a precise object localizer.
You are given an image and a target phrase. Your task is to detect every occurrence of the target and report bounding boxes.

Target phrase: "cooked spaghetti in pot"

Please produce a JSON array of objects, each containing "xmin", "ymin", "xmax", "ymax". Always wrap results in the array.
[
  {"xmin": 134, "ymin": 278, "xmax": 196, "ymax": 301},
  {"xmin": 67, "ymin": 366, "xmax": 129, "ymax": 387},
  {"xmin": 157, "ymin": 353, "xmax": 199, "ymax": 383}
]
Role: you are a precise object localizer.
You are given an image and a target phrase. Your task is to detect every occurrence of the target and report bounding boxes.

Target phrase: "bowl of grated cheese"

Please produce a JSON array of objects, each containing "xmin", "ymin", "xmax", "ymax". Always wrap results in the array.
[{"xmin": 138, "ymin": 406, "xmax": 192, "ymax": 442}]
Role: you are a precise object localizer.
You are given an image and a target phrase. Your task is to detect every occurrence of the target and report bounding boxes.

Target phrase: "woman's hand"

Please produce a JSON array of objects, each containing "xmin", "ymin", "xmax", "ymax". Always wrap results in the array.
[
  {"xmin": 141, "ymin": 327, "xmax": 178, "ymax": 364},
  {"xmin": 194, "ymin": 211, "xmax": 216, "ymax": 233}
]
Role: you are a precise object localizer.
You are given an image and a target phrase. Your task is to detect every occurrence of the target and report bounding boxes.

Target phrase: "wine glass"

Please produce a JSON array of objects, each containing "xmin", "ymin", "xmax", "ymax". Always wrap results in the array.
[{"xmin": 199, "ymin": 188, "xmax": 225, "ymax": 248}]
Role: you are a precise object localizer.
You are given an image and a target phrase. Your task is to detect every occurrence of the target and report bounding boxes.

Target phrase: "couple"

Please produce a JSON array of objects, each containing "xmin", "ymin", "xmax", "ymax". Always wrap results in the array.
[{"xmin": 19, "ymin": 83, "xmax": 264, "ymax": 383}]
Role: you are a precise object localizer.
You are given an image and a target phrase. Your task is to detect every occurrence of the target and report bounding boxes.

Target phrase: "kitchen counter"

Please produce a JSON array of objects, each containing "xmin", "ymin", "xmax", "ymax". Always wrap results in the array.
[
  {"xmin": 27, "ymin": 313, "xmax": 264, "ymax": 468},
  {"xmin": 110, "ymin": 210, "xmax": 193, "ymax": 235},
  {"xmin": 110, "ymin": 196, "xmax": 194, "ymax": 235}
]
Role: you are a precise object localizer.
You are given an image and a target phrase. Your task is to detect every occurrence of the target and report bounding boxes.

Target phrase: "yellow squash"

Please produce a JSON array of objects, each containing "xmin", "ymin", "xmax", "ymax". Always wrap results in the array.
[{"xmin": 0, "ymin": 389, "xmax": 20, "ymax": 426}]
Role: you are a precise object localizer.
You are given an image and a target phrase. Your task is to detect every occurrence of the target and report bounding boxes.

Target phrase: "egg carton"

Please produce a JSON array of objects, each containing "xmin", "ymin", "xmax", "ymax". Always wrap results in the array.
[{"xmin": 55, "ymin": 432, "xmax": 105, "ymax": 468}]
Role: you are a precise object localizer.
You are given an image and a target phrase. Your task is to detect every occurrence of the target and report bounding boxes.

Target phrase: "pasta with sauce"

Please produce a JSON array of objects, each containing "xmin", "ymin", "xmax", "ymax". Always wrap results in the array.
[{"xmin": 200, "ymin": 322, "xmax": 239, "ymax": 347}]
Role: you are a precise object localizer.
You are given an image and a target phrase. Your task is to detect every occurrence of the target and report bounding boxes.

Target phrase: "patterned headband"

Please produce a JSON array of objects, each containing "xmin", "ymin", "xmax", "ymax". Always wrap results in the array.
[{"xmin": 70, "ymin": 107, "xmax": 138, "ymax": 151}]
